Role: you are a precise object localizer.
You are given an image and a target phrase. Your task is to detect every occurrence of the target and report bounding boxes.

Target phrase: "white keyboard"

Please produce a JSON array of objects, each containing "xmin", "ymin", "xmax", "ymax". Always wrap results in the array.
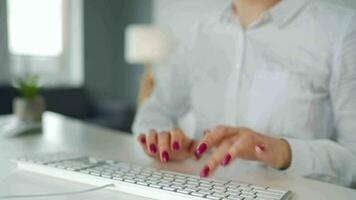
[{"xmin": 14, "ymin": 153, "xmax": 292, "ymax": 200}]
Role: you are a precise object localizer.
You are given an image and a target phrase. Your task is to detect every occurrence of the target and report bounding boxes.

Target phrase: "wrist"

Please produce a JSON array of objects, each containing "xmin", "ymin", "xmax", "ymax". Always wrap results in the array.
[{"xmin": 278, "ymin": 139, "xmax": 292, "ymax": 170}]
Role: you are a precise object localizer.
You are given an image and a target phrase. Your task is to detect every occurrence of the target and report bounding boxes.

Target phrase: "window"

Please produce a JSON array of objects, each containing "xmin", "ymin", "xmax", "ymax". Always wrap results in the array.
[
  {"xmin": 6, "ymin": 0, "xmax": 83, "ymax": 86},
  {"xmin": 7, "ymin": 0, "xmax": 63, "ymax": 57}
]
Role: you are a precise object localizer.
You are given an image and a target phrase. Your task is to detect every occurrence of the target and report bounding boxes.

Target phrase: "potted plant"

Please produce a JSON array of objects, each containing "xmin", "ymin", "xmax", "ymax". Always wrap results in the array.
[{"xmin": 13, "ymin": 75, "xmax": 46, "ymax": 123}]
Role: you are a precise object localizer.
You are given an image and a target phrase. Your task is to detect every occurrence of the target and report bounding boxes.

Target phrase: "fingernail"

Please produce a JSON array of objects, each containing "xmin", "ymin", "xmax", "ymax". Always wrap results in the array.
[
  {"xmin": 196, "ymin": 143, "xmax": 207, "ymax": 156},
  {"xmin": 255, "ymin": 144, "xmax": 266, "ymax": 153},
  {"xmin": 140, "ymin": 137, "xmax": 146, "ymax": 144},
  {"xmin": 149, "ymin": 144, "xmax": 157, "ymax": 153},
  {"xmin": 221, "ymin": 154, "xmax": 232, "ymax": 166},
  {"xmin": 172, "ymin": 141, "xmax": 180, "ymax": 151},
  {"xmin": 162, "ymin": 151, "xmax": 169, "ymax": 162},
  {"xmin": 194, "ymin": 151, "xmax": 201, "ymax": 160},
  {"xmin": 200, "ymin": 165, "xmax": 210, "ymax": 177}
]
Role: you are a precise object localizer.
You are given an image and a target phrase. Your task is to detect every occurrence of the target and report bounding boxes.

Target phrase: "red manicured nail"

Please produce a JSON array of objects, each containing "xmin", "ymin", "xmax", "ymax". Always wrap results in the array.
[
  {"xmin": 140, "ymin": 137, "xmax": 146, "ymax": 144},
  {"xmin": 196, "ymin": 143, "xmax": 207, "ymax": 156},
  {"xmin": 162, "ymin": 151, "xmax": 169, "ymax": 162},
  {"xmin": 149, "ymin": 144, "xmax": 157, "ymax": 153},
  {"xmin": 194, "ymin": 151, "xmax": 201, "ymax": 160},
  {"xmin": 200, "ymin": 165, "xmax": 210, "ymax": 177},
  {"xmin": 221, "ymin": 154, "xmax": 232, "ymax": 166},
  {"xmin": 172, "ymin": 141, "xmax": 180, "ymax": 151}
]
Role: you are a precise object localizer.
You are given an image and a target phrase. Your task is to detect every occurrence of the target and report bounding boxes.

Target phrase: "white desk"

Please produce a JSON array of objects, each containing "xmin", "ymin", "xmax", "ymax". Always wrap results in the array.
[{"xmin": 0, "ymin": 112, "xmax": 355, "ymax": 200}]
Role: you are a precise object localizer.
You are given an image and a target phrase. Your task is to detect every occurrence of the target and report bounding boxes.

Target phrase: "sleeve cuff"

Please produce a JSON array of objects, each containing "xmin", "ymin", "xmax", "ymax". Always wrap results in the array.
[{"xmin": 282, "ymin": 137, "xmax": 314, "ymax": 176}]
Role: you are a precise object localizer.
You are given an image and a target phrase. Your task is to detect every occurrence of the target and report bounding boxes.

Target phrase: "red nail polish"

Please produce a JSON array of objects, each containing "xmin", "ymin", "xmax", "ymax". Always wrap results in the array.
[
  {"xmin": 162, "ymin": 151, "xmax": 169, "ymax": 162},
  {"xmin": 196, "ymin": 143, "xmax": 207, "ymax": 156},
  {"xmin": 140, "ymin": 137, "xmax": 146, "ymax": 144},
  {"xmin": 200, "ymin": 165, "xmax": 210, "ymax": 177},
  {"xmin": 194, "ymin": 151, "xmax": 201, "ymax": 160},
  {"xmin": 172, "ymin": 141, "xmax": 180, "ymax": 151},
  {"xmin": 149, "ymin": 144, "xmax": 157, "ymax": 153},
  {"xmin": 221, "ymin": 154, "xmax": 232, "ymax": 166}
]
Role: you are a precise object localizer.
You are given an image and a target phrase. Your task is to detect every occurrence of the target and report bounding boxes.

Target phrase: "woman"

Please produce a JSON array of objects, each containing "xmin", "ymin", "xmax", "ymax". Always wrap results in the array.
[{"xmin": 133, "ymin": 0, "xmax": 356, "ymax": 187}]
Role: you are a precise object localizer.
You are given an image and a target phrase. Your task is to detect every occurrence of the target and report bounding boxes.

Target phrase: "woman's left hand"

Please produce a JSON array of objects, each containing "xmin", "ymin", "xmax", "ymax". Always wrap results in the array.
[{"xmin": 195, "ymin": 125, "xmax": 292, "ymax": 177}]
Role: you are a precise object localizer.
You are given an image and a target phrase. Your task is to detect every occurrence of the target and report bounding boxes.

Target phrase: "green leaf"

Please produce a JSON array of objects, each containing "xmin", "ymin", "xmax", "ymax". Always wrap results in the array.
[{"xmin": 14, "ymin": 74, "xmax": 40, "ymax": 100}]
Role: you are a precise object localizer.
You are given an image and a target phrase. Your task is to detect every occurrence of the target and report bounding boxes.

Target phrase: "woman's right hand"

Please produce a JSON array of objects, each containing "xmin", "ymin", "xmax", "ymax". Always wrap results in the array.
[{"xmin": 137, "ymin": 128, "xmax": 198, "ymax": 162}]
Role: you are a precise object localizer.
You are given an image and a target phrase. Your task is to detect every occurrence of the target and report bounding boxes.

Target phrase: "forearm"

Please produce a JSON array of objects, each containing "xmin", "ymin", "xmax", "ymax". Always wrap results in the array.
[
  {"xmin": 283, "ymin": 137, "xmax": 356, "ymax": 186},
  {"xmin": 132, "ymin": 96, "xmax": 178, "ymax": 135}
]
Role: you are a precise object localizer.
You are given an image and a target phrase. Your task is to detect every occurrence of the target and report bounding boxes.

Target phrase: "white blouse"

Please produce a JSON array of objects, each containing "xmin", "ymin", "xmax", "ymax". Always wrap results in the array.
[{"xmin": 133, "ymin": 0, "xmax": 356, "ymax": 187}]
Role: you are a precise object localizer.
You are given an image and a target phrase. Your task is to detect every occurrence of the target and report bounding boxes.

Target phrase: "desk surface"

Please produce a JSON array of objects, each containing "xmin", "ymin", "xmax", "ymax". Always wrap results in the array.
[{"xmin": 0, "ymin": 112, "xmax": 355, "ymax": 200}]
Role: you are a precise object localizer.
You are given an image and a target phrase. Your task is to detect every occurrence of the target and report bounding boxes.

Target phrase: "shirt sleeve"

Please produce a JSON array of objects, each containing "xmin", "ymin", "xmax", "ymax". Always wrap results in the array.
[
  {"xmin": 132, "ymin": 29, "xmax": 198, "ymax": 136},
  {"xmin": 283, "ymin": 13, "xmax": 356, "ymax": 187}
]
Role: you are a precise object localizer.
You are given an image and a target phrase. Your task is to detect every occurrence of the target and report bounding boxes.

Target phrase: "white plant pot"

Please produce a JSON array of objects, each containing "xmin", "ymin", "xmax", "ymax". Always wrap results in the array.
[{"xmin": 13, "ymin": 96, "xmax": 46, "ymax": 123}]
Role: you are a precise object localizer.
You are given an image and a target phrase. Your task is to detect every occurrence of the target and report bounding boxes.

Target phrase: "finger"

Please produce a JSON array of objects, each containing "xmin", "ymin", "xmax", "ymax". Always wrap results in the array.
[
  {"xmin": 187, "ymin": 140, "xmax": 200, "ymax": 160},
  {"xmin": 158, "ymin": 131, "xmax": 170, "ymax": 162},
  {"xmin": 196, "ymin": 126, "xmax": 237, "ymax": 157},
  {"xmin": 220, "ymin": 134, "xmax": 261, "ymax": 166},
  {"xmin": 200, "ymin": 141, "xmax": 231, "ymax": 177},
  {"xmin": 137, "ymin": 133, "xmax": 146, "ymax": 145},
  {"xmin": 137, "ymin": 133, "xmax": 147, "ymax": 152},
  {"xmin": 220, "ymin": 136, "xmax": 244, "ymax": 166},
  {"xmin": 137, "ymin": 133, "xmax": 161, "ymax": 159},
  {"xmin": 147, "ymin": 129, "xmax": 158, "ymax": 155},
  {"xmin": 170, "ymin": 128, "xmax": 185, "ymax": 152}
]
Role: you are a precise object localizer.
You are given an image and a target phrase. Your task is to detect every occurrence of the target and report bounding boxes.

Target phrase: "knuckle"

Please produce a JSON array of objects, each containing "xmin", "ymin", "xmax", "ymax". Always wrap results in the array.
[
  {"xmin": 241, "ymin": 132, "xmax": 255, "ymax": 141},
  {"xmin": 158, "ymin": 132, "xmax": 169, "ymax": 145},
  {"xmin": 215, "ymin": 125, "xmax": 228, "ymax": 133},
  {"xmin": 231, "ymin": 145, "xmax": 242, "ymax": 157},
  {"xmin": 149, "ymin": 129, "xmax": 157, "ymax": 134},
  {"xmin": 159, "ymin": 131, "xmax": 169, "ymax": 137},
  {"xmin": 171, "ymin": 127, "xmax": 180, "ymax": 134}
]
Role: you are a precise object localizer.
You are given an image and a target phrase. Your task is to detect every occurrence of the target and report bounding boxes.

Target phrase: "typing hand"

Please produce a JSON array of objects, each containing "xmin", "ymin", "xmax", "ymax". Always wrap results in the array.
[
  {"xmin": 195, "ymin": 125, "xmax": 292, "ymax": 177},
  {"xmin": 137, "ymin": 128, "xmax": 198, "ymax": 162}
]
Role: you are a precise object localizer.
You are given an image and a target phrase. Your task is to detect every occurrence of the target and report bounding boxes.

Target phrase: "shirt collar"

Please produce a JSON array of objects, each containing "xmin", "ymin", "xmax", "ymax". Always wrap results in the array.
[{"xmin": 221, "ymin": 0, "xmax": 310, "ymax": 28}]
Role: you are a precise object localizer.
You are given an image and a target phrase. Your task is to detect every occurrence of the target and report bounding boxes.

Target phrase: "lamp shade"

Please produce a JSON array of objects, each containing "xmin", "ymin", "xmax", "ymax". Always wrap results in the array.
[{"xmin": 125, "ymin": 25, "xmax": 172, "ymax": 64}]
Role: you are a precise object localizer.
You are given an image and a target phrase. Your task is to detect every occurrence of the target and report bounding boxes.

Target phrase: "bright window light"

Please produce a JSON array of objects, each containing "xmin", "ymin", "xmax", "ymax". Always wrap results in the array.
[{"xmin": 7, "ymin": 0, "xmax": 63, "ymax": 57}]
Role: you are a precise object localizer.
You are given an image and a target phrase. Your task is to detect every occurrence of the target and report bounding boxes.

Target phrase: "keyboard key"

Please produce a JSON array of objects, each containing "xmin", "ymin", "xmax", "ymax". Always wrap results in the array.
[
  {"xmin": 79, "ymin": 170, "xmax": 90, "ymax": 174},
  {"xmin": 149, "ymin": 184, "xmax": 161, "ymax": 189},
  {"xmin": 113, "ymin": 177, "xmax": 123, "ymax": 181},
  {"xmin": 124, "ymin": 179, "xmax": 136, "ymax": 184},
  {"xmin": 137, "ymin": 181, "xmax": 148, "ymax": 186},
  {"xmin": 174, "ymin": 179, "xmax": 186, "ymax": 184},
  {"xmin": 191, "ymin": 192, "xmax": 206, "ymax": 197},
  {"xmin": 227, "ymin": 195, "xmax": 244, "ymax": 200},
  {"xmin": 171, "ymin": 184, "xmax": 184, "ymax": 189},
  {"xmin": 206, "ymin": 195, "xmax": 221, "ymax": 200},
  {"xmin": 101, "ymin": 174, "xmax": 112, "ymax": 179},
  {"xmin": 90, "ymin": 172, "xmax": 100, "ymax": 176},
  {"xmin": 162, "ymin": 186, "xmax": 176, "ymax": 191},
  {"xmin": 240, "ymin": 193, "xmax": 256, "ymax": 199},
  {"xmin": 208, "ymin": 193, "xmax": 228, "ymax": 198},
  {"xmin": 197, "ymin": 189, "xmax": 212, "ymax": 195},
  {"xmin": 176, "ymin": 189, "xmax": 190, "ymax": 194}
]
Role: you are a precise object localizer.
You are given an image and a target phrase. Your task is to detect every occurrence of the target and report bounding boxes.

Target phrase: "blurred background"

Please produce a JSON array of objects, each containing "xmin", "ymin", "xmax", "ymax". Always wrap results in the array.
[{"xmin": 0, "ymin": 0, "xmax": 355, "ymax": 134}]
